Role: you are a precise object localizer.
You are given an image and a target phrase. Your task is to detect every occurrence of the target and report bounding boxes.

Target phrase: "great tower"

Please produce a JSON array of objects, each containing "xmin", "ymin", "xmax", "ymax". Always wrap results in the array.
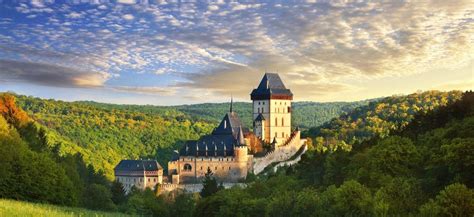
[{"xmin": 250, "ymin": 73, "xmax": 293, "ymax": 145}]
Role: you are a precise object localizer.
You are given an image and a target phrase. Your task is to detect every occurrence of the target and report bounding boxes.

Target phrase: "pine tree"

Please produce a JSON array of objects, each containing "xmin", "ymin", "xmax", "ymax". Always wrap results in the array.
[{"xmin": 200, "ymin": 168, "xmax": 219, "ymax": 198}]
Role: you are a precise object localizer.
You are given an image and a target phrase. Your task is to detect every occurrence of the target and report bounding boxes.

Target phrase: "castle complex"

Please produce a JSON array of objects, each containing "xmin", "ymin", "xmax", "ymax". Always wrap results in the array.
[{"xmin": 115, "ymin": 73, "xmax": 304, "ymax": 192}]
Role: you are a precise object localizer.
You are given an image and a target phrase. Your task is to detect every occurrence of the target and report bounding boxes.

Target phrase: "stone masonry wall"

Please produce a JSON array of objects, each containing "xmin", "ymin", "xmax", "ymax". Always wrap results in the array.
[{"xmin": 253, "ymin": 131, "xmax": 304, "ymax": 174}]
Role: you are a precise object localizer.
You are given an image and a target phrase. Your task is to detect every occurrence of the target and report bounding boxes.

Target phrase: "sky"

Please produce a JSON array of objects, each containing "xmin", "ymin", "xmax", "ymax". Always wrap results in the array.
[{"xmin": 0, "ymin": 0, "xmax": 473, "ymax": 105}]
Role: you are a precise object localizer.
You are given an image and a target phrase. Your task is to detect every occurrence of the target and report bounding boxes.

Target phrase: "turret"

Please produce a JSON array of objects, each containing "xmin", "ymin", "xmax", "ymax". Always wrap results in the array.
[{"xmin": 234, "ymin": 126, "xmax": 248, "ymax": 162}]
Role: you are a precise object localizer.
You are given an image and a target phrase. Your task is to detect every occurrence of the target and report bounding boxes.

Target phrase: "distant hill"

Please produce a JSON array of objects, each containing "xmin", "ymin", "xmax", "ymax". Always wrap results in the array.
[
  {"xmin": 305, "ymin": 90, "xmax": 464, "ymax": 151},
  {"xmin": 173, "ymin": 100, "xmax": 370, "ymax": 129},
  {"xmin": 13, "ymin": 94, "xmax": 215, "ymax": 179},
  {"xmin": 10, "ymin": 94, "xmax": 368, "ymax": 179}
]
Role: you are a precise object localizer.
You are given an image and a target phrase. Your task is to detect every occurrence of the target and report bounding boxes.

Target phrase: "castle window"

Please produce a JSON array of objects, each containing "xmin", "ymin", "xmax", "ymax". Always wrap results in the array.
[
  {"xmin": 258, "ymin": 108, "xmax": 260, "ymax": 113},
  {"xmin": 215, "ymin": 166, "xmax": 217, "ymax": 170},
  {"xmin": 201, "ymin": 166, "xmax": 203, "ymax": 170},
  {"xmin": 282, "ymin": 118, "xmax": 284, "ymax": 126},
  {"xmin": 184, "ymin": 164, "xmax": 192, "ymax": 171},
  {"xmin": 288, "ymin": 106, "xmax": 291, "ymax": 113},
  {"xmin": 229, "ymin": 167, "xmax": 231, "ymax": 170},
  {"xmin": 154, "ymin": 178, "xmax": 156, "ymax": 182},
  {"xmin": 282, "ymin": 132, "xmax": 285, "ymax": 138},
  {"xmin": 275, "ymin": 132, "xmax": 278, "ymax": 138},
  {"xmin": 262, "ymin": 108, "xmax": 264, "ymax": 113},
  {"xmin": 275, "ymin": 118, "xmax": 278, "ymax": 126}
]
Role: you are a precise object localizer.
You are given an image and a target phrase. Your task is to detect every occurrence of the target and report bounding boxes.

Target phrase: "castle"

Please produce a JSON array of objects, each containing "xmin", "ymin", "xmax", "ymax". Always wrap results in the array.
[{"xmin": 115, "ymin": 73, "xmax": 304, "ymax": 190}]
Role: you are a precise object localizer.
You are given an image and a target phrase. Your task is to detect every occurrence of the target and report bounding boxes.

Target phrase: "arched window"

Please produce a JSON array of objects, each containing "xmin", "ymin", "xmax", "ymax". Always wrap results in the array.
[
  {"xmin": 275, "ymin": 118, "xmax": 278, "ymax": 126},
  {"xmin": 282, "ymin": 132, "xmax": 285, "ymax": 138},
  {"xmin": 282, "ymin": 118, "xmax": 284, "ymax": 126},
  {"xmin": 183, "ymin": 163, "xmax": 192, "ymax": 171}
]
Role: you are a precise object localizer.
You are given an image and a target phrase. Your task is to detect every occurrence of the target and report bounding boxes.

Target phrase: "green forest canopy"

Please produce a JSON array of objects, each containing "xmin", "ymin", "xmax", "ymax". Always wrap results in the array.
[
  {"xmin": 1, "ymin": 91, "xmax": 472, "ymax": 216},
  {"xmin": 10, "ymin": 93, "xmax": 367, "ymax": 179}
]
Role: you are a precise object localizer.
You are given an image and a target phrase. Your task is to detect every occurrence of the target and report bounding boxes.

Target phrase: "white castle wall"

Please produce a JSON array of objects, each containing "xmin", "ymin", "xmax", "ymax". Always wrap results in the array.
[
  {"xmin": 253, "ymin": 131, "xmax": 304, "ymax": 174},
  {"xmin": 160, "ymin": 183, "xmax": 246, "ymax": 193},
  {"xmin": 271, "ymin": 143, "xmax": 308, "ymax": 173}
]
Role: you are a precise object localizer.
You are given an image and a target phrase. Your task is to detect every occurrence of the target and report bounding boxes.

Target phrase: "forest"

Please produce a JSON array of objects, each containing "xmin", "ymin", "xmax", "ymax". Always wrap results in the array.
[
  {"xmin": 10, "ymin": 94, "xmax": 367, "ymax": 179},
  {"xmin": 0, "ymin": 91, "xmax": 472, "ymax": 216},
  {"xmin": 305, "ymin": 90, "xmax": 463, "ymax": 151}
]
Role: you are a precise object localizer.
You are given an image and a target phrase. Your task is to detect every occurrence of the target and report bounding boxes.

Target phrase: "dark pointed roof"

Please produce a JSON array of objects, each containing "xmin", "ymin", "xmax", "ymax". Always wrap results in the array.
[
  {"xmin": 251, "ymin": 73, "xmax": 293, "ymax": 100},
  {"xmin": 178, "ymin": 104, "xmax": 248, "ymax": 157},
  {"xmin": 114, "ymin": 160, "xmax": 162, "ymax": 172},
  {"xmin": 212, "ymin": 111, "xmax": 247, "ymax": 138},
  {"xmin": 236, "ymin": 126, "xmax": 245, "ymax": 146},
  {"xmin": 255, "ymin": 113, "xmax": 265, "ymax": 121},
  {"xmin": 179, "ymin": 134, "xmax": 235, "ymax": 157}
]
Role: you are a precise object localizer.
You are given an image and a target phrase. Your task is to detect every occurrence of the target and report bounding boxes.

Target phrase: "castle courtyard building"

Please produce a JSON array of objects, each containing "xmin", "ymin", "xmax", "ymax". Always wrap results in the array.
[
  {"xmin": 114, "ymin": 160, "xmax": 163, "ymax": 193},
  {"xmin": 168, "ymin": 104, "xmax": 253, "ymax": 184}
]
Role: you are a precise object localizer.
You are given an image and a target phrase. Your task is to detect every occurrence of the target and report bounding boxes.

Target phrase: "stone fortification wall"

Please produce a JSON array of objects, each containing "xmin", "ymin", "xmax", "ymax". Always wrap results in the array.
[
  {"xmin": 160, "ymin": 183, "xmax": 246, "ymax": 193},
  {"xmin": 253, "ymin": 131, "xmax": 303, "ymax": 174},
  {"xmin": 271, "ymin": 143, "xmax": 307, "ymax": 173},
  {"xmin": 168, "ymin": 155, "xmax": 250, "ymax": 184}
]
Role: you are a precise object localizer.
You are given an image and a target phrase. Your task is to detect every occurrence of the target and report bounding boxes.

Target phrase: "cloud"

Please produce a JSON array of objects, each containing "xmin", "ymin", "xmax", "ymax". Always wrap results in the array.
[
  {"xmin": 66, "ymin": 12, "xmax": 82, "ymax": 19},
  {"xmin": 117, "ymin": 0, "xmax": 136, "ymax": 5},
  {"xmin": 110, "ymin": 86, "xmax": 177, "ymax": 96},
  {"xmin": 208, "ymin": 5, "xmax": 219, "ymax": 11},
  {"xmin": 122, "ymin": 14, "xmax": 134, "ymax": 20},
  {"xmin": 0, "ymin": 1, "xmax": 472, "ymax": 102},
  {"xmin": 0, "ymin": 59, "xmax": 108, "ymax": 88}
]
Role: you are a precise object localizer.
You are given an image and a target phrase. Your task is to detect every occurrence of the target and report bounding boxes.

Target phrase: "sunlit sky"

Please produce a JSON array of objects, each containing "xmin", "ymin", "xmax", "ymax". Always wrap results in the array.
[{"xmin": 0, "ymin": 0, "xmax": 472, "ymax": 105}]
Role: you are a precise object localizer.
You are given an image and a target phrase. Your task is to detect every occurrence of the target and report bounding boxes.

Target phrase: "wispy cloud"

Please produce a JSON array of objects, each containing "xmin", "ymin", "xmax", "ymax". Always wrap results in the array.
[
  {"xmin": 0, "ymin": 0, "xmax": 472, "ymax": 102},
  {"xmin": 0, "ymin": 59, "xmax": 108, "ymax": 88},
  {"xmin": 110, "ymin": 86, "xmax": 177, "ymax": 96}
]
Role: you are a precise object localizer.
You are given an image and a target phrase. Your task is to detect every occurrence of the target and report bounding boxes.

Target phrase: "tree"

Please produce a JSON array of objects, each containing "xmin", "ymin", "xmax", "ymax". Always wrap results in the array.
[
  {"xmin": 82, "ymin": 184, "xmax": 116, "ymax": 211},
  {"xmin": 111, "ymin": 181, "xmax": 127, "ymax": 205},
  {"xmin": 333, "ymin": 180, "xmax": 373, "ymax": 217},
  {"xmin": 419, "ymin": 183, "xmax": 474, "ymax": 217},
  {"xmin": 200, "ymin": 168, "xmax": 219, "ymax": 198},
  {"xmin": 170, "ymin": 192, "xmax": 195, "ymax": 217}
]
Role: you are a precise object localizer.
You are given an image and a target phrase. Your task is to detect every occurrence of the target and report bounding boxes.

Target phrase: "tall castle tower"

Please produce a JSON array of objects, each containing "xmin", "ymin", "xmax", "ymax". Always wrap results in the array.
[{"xmin": 250, "ymin": 73, "xmax": 293, "ymax": 145}]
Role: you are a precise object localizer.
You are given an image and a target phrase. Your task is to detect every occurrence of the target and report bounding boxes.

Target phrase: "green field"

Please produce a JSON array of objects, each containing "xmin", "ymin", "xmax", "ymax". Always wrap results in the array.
[{"xmin": 0, "ymin": 199, "xmax": 130, "ymax": 217}]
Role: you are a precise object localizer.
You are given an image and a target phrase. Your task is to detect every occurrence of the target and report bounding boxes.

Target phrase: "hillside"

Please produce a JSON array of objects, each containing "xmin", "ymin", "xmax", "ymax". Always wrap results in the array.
[
  {"xmin": 14, "ymin": 94, "xmax": 215, "ymax": 179},
  {"xmin": 11, "ymin": 94, "xmax": 367, "ymax": 179},
  {"xmin": 190, "ymin": 91, "xmax": 474, "ymax": 216},
  {"xmin": 305, "ymin": 90, "xmax": 463, "ymax": 151},
  {"xmin": 0, "ymin": 199, "xmax": 129, "ymax": 217},
  {"xmin": 1, "ymin": 91, "xmax": 472, "ymax": 216},
  {"xmin": 173, "ymin": 100, "xmax": 370, "ymax": 129}
]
